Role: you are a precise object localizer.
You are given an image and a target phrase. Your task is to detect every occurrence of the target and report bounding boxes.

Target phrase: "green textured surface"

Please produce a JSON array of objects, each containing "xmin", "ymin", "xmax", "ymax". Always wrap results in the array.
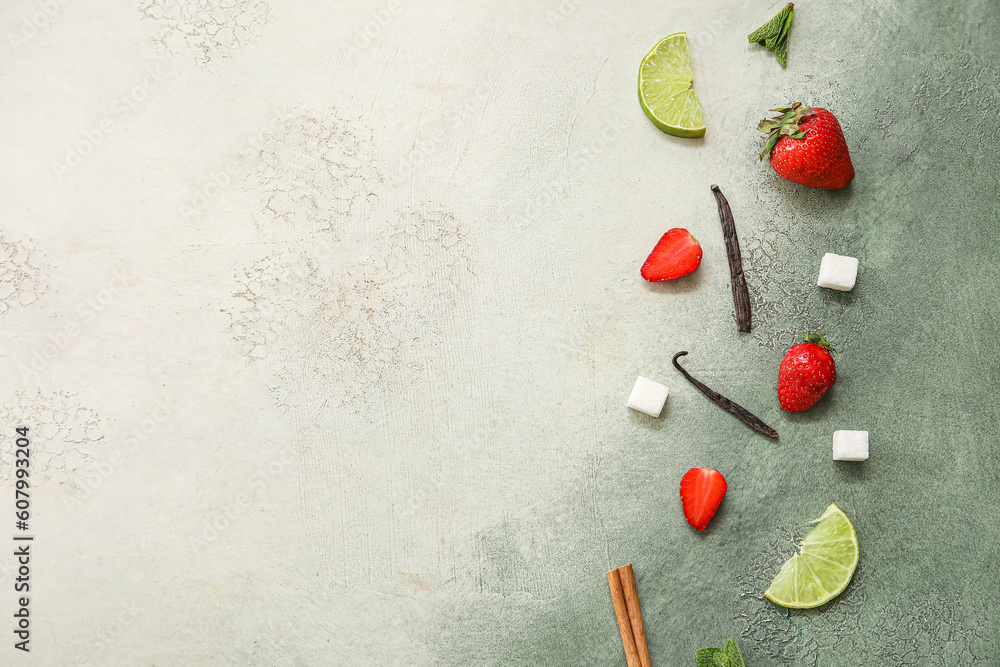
[{"xmin": 428, "ymin": 2, "xmax": 1000, "ymax": 665}]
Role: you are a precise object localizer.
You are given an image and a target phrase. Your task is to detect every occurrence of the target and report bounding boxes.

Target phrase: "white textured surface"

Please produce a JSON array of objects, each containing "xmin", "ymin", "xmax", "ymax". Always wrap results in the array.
[
  {"xmin": 5, "ymin": 1, "xmax": 735, "ymax": 662},
  {"xmin": 833, "ymin": 430, "xmax": 869, "ymax": 461},
  {"xmin": 627, "ymin": 376, "xmax": 669, "ymax": 417},
  {"xmin": 817, "ymin": 252, "xmax": 859, "ymax": 291}
]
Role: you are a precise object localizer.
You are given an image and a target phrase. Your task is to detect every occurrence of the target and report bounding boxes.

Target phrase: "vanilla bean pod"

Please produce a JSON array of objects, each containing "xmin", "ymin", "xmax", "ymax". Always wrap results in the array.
[
  {"xmin": 672, "ymin": 351, "xmax": 778, "ymax": 438},
  {"xmin": 711, "ymin": 185, "xmax": 752, "ymax": 333}
]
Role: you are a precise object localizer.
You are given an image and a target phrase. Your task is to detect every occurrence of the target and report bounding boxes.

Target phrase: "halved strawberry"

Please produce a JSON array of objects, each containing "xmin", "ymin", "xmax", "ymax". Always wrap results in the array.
[
  {"xmin": 641, "ymin": 228, "xmax": 703, "ymax": 282},
  {"xmin": 680, "ymin": 467, "xmax": 727, "ymax": 531}
]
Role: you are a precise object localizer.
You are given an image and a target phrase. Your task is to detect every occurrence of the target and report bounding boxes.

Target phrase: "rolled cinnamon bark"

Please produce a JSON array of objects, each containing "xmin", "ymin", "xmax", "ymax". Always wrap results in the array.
[
  {"xmin": 608, "ymin": 567, "xmax": 641, "ymax": 667},
  {"xmin": 618, "ymin": 564, "xmax": 652, "ymax": 667}
]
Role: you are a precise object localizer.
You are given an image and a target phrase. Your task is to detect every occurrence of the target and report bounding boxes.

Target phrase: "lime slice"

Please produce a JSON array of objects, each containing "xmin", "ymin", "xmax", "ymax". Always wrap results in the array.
[
  {"xmin": 638, "ymin": 33, "xmax": 706, "ymax": 138},
  {"xmin": 763, "ymin": 503, "xmax": 859, "ymax": 609}
]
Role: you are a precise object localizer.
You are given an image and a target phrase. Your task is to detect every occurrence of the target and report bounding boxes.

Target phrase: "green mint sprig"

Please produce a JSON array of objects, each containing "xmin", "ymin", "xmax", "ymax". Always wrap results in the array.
[
  {"xmin": 695, "ymin": 638, "xmax": 748, "ymax": 667},
  {"xmin": 748, "ymin": 3, "xmax": 794, "ymax": 68}
]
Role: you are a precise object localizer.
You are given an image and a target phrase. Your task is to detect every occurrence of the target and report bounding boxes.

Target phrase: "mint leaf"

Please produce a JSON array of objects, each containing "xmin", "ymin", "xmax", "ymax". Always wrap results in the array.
[
  {"xmin": 774, "ymin": 11, "xmax": 793, "ymax": 67},
  {"xmin": 775, "ymin": 39, "xmax": 789, "ymax": 68},
  {"xmin": 747, "ymin": 3, "xmax": 794, "ymax": 68},
  {"xmin": 722, "ymin": 638, "xmax": 748, "ymax": 667},
  {"xmin": 695, "ymin": 647, "xmax": 725, "ymax": 667},
  {"xmin": 747, "ymin": 8, "xmax": 786, "ymax": 45},
  {"xmin": 696, "ymin": 639, "xmax": 748, "ymax": 667},
  {"xmin": 777, "ymin": 10, "xmax": 794, "ymax": 43}
]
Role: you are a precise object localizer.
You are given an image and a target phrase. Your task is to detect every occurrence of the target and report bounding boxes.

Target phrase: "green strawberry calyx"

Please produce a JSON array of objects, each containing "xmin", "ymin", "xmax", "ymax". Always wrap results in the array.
[
  {"xmin": 803, "ymin": 331, "xmax": 838, "ymax": 354},
  {"xmin": 757, "ymin": 102, "xmax": 814, "ymax": 161}
]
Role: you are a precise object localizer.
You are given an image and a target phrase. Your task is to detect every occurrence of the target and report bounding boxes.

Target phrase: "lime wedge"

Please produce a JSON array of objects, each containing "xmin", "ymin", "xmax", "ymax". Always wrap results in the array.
[
  {"xmin": 764, "ymin": 503, "xmax": 859, "ymax": 609},
  {"xmin": 638, "ymin": 33, "xmax": 706, "ymax": 138}
]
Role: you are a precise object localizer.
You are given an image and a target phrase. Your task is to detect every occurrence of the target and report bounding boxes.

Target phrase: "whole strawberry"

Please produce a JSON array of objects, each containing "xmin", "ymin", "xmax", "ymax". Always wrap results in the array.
[
  {"xmin": 757, "ymin": 103, "xmax": 854, "ymax": 189},
  {"xmin": 777, "ymin": 332, "xmax": 837, "ymax": 412}
]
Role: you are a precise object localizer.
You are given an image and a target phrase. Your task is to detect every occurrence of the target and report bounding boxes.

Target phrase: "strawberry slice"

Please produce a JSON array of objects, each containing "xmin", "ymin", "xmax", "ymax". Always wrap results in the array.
[
  {"xmin": 680, "ymin": 467, "xmax": 727, "ymax": 531},
  {"xmin": 641, "ymin": 228, "xmax": 703, "ymax": 281}
]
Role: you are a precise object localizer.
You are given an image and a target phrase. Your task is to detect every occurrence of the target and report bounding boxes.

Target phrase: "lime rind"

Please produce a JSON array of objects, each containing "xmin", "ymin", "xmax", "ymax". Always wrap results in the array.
[
  {"xmin": 763, "ymin": 503, "xmax": 859, "ymax": 609},
  {"xmin": 638, "ymin": 32, "xmax": 706, "ymax": 138}
]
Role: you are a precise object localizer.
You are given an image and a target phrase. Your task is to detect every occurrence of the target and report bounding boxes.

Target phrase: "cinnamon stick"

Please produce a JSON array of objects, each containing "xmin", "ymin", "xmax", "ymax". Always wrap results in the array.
[
  {"xmin": 711, "ymin": 185, "xmax": 752, "ymax": 333},
  {"xmin": 607, "ymin": 567, "xmax": 641, "ymax": 667},
  {"xmin": 618, "ymin": 564, "xmax": 652, "ymax": 667}
]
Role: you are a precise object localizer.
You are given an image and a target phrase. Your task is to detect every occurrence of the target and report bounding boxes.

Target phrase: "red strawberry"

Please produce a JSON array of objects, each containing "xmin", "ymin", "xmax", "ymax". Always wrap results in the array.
[
  {"xmin": 777, "ymin": 332, "xmax": 837, "ymax": 412},
  {"xmin": 757, "ymin": 103, "xmax": 855, "ymax": 189},
  {"xmin": 640, "ymin": 228, "xmax": 703, "ymax": 282},
  {"xmin": 679, "ymin": 467, "xmax": 727, "ymax": 531}
]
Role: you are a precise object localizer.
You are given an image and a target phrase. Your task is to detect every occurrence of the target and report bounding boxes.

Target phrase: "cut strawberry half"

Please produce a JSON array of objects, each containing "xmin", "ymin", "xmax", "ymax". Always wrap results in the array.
[
  {"xmin": 680, "ymin": 467, "xmax": 727, "ymax": 531},
  {"xmin": 640, "ymin": 228, "xmax": 703, "ymax": 282}
]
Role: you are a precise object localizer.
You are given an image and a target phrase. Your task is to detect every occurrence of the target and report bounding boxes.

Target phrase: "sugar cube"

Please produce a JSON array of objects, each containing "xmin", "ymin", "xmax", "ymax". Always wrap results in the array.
[
  {"xmin": 817, "ymin": 253, "xmax": 859, "ymax": 291},
  {"xmin": 832, "ymin": 430, "xmax": 869, "ymax": 461},
  {"xmin": 627, "ymin": 376, "xmax": 669, "ymax": 417}
]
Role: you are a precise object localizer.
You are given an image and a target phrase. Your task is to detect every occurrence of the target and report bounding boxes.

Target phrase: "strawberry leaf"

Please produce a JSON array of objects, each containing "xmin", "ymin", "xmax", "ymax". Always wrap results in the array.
[
  {"xmin": 760, "ymin": 131, "xmax": 783, "ymax": 160},
  {"xmin": 757, "ymin": 102, "xmax": 814, "ymax": 160},
  {"xmin": 804, "ymin": 331, "xmax": 839, "ymax": 353}
]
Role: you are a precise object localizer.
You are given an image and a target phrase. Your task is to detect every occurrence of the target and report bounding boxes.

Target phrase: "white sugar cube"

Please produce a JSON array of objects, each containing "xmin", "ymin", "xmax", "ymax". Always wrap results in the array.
[
  {"xmin": 627, "ymin": 376, "xmax": 669, "ymax": 417},
  {"xmin": 817, "ymin": 253, "xmax": 859, "ymax": 291},
  {"xmin": 832, "ymin": 430, "xmax": 869, "ymax": 461}
]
